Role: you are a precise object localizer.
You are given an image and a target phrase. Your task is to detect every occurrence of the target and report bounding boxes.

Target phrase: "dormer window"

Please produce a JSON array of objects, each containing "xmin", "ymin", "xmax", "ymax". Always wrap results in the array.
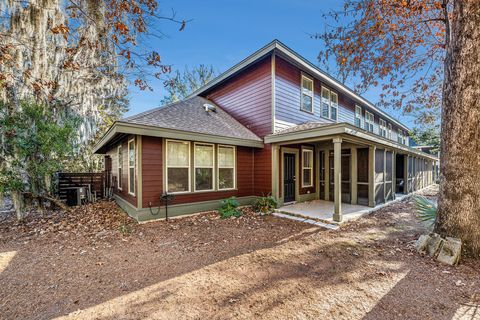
[
  {"xmin": 365, "ymin": 111, "xmax": 374, "ymax": 132},
  {"xmin": 321, "ymin": 87, "xmax": 338, "ymax": 121},
  {"xmin": 379, "ymin": 119, "xmax": 387, "ymax": 137},
  {"xmin": 355, "ymin": 105, "xmax": 363, "ymax": 128},
  {"xmin": 300, "ymin": 75, "xmax": 314, "ymax": 113}
]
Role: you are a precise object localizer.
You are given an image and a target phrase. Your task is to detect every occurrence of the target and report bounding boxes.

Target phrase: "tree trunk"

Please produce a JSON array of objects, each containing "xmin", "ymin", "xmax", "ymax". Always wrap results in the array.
[
  {"xmin": 11, "ymin": 191, "xmax": 25, "ymax": 221},
  {"xmin": 436, "ymin": 1, "xmax": 480, "ymax": 257}
]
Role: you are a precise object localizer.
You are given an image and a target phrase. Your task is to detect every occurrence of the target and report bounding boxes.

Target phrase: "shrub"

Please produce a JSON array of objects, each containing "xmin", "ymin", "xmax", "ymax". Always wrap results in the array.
[
  {"xmin": 413, "ymin": 196, "xmax": 437, "ymax": 227},
  {"xmin": 253, "ymin": 194, "xmax": 278, "ymax": 215},
  {"xmin": 218, "ymin": 196, "xmax": 241, "ymax": 218}
]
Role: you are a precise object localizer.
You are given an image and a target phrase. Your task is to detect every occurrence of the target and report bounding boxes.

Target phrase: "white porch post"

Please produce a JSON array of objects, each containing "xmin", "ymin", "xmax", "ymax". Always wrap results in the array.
[
  {"xmin": 333, "ymin": 137, "xmax": 342, "ymax": 222},
  {"xmin": 351, "ymin": 147, "xmax": 358, "ymax": 205},
  {"xmin": 368, "ymin": 145, "xmax": 376, "ymax": 207},
  {"xmin": 404, "ymin": 154, "xmax": 409, "ymax": 194}
]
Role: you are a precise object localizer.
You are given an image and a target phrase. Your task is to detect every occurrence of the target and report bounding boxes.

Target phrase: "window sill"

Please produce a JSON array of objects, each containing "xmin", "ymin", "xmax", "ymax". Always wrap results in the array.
[
  {"xmin": 168, "ymin": 189, "xmax": 238, "ymax": 195},
  {"xmin": 300, "ymin": 108, "xmax": 314, "ymax": 115}
]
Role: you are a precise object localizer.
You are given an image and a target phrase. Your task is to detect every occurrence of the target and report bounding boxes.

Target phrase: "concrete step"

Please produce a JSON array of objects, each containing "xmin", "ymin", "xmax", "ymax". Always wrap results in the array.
[{"xmin": 272, "ymin": 212, "xmax": 339, "ymax": 230}]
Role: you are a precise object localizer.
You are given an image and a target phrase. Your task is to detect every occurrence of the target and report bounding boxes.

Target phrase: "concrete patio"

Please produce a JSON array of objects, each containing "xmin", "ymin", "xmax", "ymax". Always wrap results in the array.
[{"xmin": 275, "ymin": 194, "xmax": 409, "ymax": 225}]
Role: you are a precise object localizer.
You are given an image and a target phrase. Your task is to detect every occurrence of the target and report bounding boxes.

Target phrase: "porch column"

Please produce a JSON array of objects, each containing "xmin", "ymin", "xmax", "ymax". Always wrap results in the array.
[
  {"xmin": 404, "ymin": 155, "xmax": 409, "ymax": 194},
  {"xmin": 368, "ymin": 145, "xmax": 376, "ymax": 207},
  {"xmin": 324, "ymin": 149, "xmax": 330, "ymax": 201},
  {"xmin": 350, "ymin": 147, "xmax": 358, "ymax": 205},
  {"xmin": 271, "ymin": 144, "xmax": 280, "ymax": 201},
  {"xmin": 333, "ymin": 137, "xmax": 342, "ymax": 222},
  {"xmin": 392, "ymin": 151, "xmax": 396, "ymax": 199}
]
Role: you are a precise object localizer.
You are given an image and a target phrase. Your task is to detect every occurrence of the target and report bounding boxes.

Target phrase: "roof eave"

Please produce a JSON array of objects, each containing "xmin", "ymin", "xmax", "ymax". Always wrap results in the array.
[
  {"xmin": 94, "ymin": 122, "xmax": 264, "ymax": 153},
  {"xmin": 265, "ymin": 123, "xmax": 437, "ymax": 161}
]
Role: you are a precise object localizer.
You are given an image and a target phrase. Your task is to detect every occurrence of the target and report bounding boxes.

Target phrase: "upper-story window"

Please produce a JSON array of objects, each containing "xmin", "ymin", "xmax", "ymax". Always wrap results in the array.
[
  {"xmin": 321, "ymin": 87, "xmax": 338, "ymax": 121},
  {"xmin": 365, "ymin": 111, "xmax": 374, "ymax": 133},
  {"xmin": 355, "ymin": 105, "xmax": 363, "ymax": 128},
  {"xmin": 379, "ymin": 119, "xmax": 387, "ymax": 138},
  {"xmin": 397, "ymin": 129, "xmax": 404, "ymax": 144},
  {"xmin": 300, "ymin": 75, "xmax": 314, "ymax": 113},
  {"xmin": 388, "ymin": 123, "xmax": 392, "ymax": 140}
]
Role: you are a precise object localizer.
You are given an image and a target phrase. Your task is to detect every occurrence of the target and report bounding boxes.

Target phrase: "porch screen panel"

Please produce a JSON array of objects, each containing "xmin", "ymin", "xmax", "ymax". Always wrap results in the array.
[
  {"xmin": 341, "ymin": 151, "xmax": 351, "ymax": 203},
  {"xmin": 375, "ymin": 149, "xmax": 385, "ymax": 204},
  {"xmin": 319, "ymin": 151, "xmax": 325, "ymax": 199},
  {"xmin": 357, "ymin": 148, "xmax": 369, "ymax": 206},
  {"xmin": 385, "ymin": 151, "xmax": 393, "ymax": 201}
]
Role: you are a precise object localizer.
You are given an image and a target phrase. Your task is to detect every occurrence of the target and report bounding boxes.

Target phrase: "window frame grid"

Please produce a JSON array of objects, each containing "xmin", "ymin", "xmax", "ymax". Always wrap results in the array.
[
  {"xmin": 165, "ymin": 139, "xmax": 191, "ymax": 194},
  {"xmin": 193, "ymin": 142, "xmax": 216, "ymax": 192},
  {"xmin": 301, "ymin": 148, "xmax": 314, "ymax": 188},
  {"xmin": 217, "ymin": 144, "xmax": 236, "ymax": 191},
  {"xmin": 300, "ymin": 74, "xmax": 314, "ymax": 114},
  {"xmin": 355, "ymin": 105, "xmax": 363, "ymax": 128},
  {"xmin": 127, "ymin": 138, "xmax": 135, "ymax": 196},
  {"xmin": 117, "ymin": 145, "xmax": 123, "ymax": 191}
]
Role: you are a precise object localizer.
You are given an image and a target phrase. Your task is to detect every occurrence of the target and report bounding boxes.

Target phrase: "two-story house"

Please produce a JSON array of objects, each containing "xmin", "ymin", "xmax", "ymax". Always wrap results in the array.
[{"xmin": 94, "ymin": 40, "xmax": 438, "ymax": 223}]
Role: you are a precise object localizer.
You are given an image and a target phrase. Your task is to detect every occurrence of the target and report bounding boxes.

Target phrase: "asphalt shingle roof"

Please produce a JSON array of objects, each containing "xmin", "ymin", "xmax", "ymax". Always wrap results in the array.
[
  {"xmin": 121, "ymin": 96, "xmax": 261, "ymax": 142},
  {"xmin": 272, "ymin": 121, "xmax": 331, "ymax": 135}
]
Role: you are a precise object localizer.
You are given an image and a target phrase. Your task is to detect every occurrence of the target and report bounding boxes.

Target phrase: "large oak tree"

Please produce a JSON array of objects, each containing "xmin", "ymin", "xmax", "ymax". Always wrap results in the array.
[{"xmin": 315, "ymin": 0, "xmax": 480, "ymax": 256}]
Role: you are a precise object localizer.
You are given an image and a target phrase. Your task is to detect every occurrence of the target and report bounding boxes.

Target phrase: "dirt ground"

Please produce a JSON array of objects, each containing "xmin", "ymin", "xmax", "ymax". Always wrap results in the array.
[{"xmin": 0, "ymin": 187, "xmax": 479, "ymax": 320}]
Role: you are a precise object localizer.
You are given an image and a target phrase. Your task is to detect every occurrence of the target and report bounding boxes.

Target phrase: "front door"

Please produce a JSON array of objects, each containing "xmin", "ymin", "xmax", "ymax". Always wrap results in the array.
[{"xmin": 283, "ymin": 153, "xmax": 296, "ymax": 203}]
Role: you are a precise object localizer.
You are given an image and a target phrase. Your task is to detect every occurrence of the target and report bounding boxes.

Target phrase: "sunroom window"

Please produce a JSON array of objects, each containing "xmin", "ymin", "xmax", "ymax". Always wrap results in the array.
[
  {"xmin": 218, "ymin": 145, "xmax": 235, "ymax": 190},
  {"xmin": 321, "ymin": 87, "xmax": 338, "ymax": 121},
  {"xmin": 117, "ymin": 145, "xmax": 123, "ymax": 190},
  {"xmin": 302, "ymin": 149, "xmax": 313, "ymax": 187},
  {"xmin": 128, "ymin": 139, "xmax": 135, "ymax": 195},
  {"xmin": 194, "ymin": 143, "xmax": 214, "ymax": 191},
  {"xmin": 166, "ymin": 140, "xmax": 190, "ymax": 193},
  {"xmin": 301, "ymin": 75, "xmax": 314, "ymax": 113}
]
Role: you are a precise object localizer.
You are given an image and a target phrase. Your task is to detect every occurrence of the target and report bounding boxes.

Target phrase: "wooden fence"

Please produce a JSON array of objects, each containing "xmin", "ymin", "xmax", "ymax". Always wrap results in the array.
[{"xmin": 56, "ymin": 172, "xmax": 105, "ymax": 202}]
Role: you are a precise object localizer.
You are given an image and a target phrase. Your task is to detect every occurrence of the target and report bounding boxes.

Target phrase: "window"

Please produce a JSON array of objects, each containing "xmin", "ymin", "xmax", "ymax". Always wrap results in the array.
[
  {"xmin": 355, "ymin": 105, "xmax": 363, "ymax": 128},
  {"xmin": 194, "ymin": 143, "xmax": 214, "ymax": 191},
  {"xmin": 365, "ymin": 111, "xmax": 374, "ymax": 133},
  {"xmin": 166, "ymin": 140, "xmax": 190, "ymax": 193},
  {"xmin": 388, "ymin": 123, "xmax": 392, "ymax": 140},
  {"xmin": 218, "ymin": 145, "xmax": 235, "ymax": 190},
  {"xmin": 302, "ymin": 149, "xmax": 314, "ymax": 187},
  {"xmin": 301, "ymin": 75, "xmax": 314, "ymax": 113},
  {"xmin": 117, "ymin": 145, "xmax": 123, "ymax": 190},
  {"xmin": 379, "ymin": 119, "xmax": 387, "ymax": 137},
  {"xmin": 321, "ymin": 87, "xmax": 338, "ymax": 121},
  {"xmin": 397, "ymin": 129, "xmax": 403, "ymax": 144},
  {"xmin": 128, "ymin": 139, "xmax": 135, "ymax": 195}
]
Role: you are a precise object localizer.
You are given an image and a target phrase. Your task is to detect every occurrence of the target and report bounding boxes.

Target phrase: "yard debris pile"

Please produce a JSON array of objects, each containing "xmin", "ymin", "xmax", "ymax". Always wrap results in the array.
[{"xmin": 0, "ymin": 200, "xmax": 136, "ymax": 243}]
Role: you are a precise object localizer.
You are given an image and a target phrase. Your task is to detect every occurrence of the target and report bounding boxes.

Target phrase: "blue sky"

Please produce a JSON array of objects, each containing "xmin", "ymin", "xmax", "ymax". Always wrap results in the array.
[{"xmin": 127, "ymin": 0, "xmax": 415, "ymax": 127}]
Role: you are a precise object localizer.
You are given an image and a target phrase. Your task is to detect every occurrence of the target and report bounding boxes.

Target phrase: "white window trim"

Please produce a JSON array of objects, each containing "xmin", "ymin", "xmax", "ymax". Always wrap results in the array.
[
  {"xmin": 301, "ymin": 148, "xmax": 314, "ymax": 188},
  {"xmin": 320, "ymin": 86, "xmax": 338, "ymax": 121},
  {"xmin": 165, "ymin": 139, "xmax": 191, "ymax": 194},
  {"xmin": 127, "ymin": 138, "xmax": 135, "ymax": 196},
  {"xmin": 388, "ymin": 123, "xmax": 392, "ymax": 140},
  {"xmin": 194, "ymin": 142, "xmax": 215, "ymax": 192},
  {"xmin": 365, "ymin": 111, "xmax": 374, "ymax": 133},
  {"xmin": 379, "ymin": 119, "xmax": 387, "ymax": 138},
  {"xmin": 217, "ymin": 145, "xmax": 236, "ymax": 190},
  {"xmin": 300, "ymin": 75, "xmax": 314, "ymax": 113},
  {"xmin": 355, "ymin": 105, "xmax": 363, "ymax": 128},
  {"xmin": 117, "ymin": 145, "xmax": 123, "ymax": 191}
]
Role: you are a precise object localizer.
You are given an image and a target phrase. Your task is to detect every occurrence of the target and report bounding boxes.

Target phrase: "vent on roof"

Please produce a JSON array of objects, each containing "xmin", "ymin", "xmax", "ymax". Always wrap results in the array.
[{"xmin": 203, "ymin": 103, "xmax": 217, "ymax": 113}]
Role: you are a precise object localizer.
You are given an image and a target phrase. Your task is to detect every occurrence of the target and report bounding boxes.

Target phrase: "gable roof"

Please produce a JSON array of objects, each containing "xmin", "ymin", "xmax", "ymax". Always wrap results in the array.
[
  {"xmin": 121, "ymin": 96, "xmax": 261, "ymax": 141},
  {"xmin": 187, "ymin": 39, "xmax": 410, "ymax": 132},
  {"xmin": 93, "ymin": 96, "xmax": 263, "ymax": 153}
]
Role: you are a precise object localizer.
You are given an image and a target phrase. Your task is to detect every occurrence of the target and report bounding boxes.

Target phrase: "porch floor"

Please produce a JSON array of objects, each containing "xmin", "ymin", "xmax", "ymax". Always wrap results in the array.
[{"xmin": 276, "ymin": 200, "xmax": 371, "ymax": 224}]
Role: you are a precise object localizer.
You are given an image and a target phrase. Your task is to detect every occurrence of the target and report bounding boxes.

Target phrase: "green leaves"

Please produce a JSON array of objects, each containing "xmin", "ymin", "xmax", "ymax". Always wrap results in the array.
[
  {"xmin": 0, "ymin": 101, "xmax": 79, "ymax": 195},
  {"xmin": 218, "ymin": 197, "xmax": 241, "ymax": 219},
  {"xmin": 253, "ymin": 194, "xmax": 278, "ymax": 215},
  {"xmin": 413, "ymin": 195, "xmax": 437, "ymax": 227}
]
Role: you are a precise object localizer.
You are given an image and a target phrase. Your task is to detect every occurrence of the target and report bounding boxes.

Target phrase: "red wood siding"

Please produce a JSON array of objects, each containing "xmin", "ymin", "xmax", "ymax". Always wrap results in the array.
[
  {"xmin": 142, "ymin": 136, "xmax": 163, "ymax": 208},
  {"xmin": 253, "ymin": 145, "xmax": 272, "ymax": 195},
  {"xmin": 204, "ymin": 56, "xmax": 273, "ymax": 138}
]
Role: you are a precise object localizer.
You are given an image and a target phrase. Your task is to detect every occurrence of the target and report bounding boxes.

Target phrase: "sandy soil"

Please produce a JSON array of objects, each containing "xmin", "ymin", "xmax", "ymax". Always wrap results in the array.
[{"xmin": 0, "ymin": 187, "xmax": 479, "ymax": 320}]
